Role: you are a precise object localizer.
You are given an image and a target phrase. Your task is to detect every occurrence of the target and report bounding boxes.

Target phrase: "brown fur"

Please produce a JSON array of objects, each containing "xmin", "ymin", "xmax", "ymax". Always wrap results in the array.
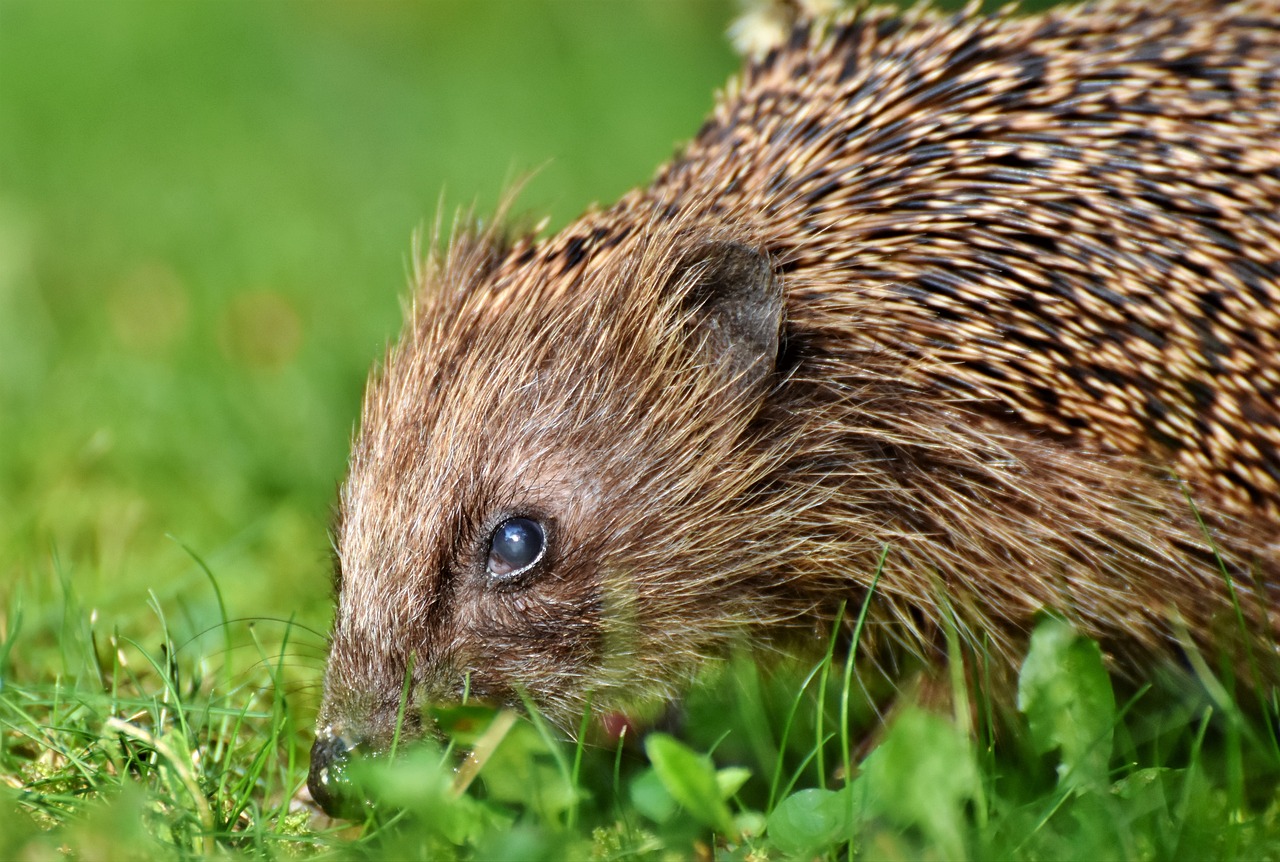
[{"xmin": 315, "ymin": 0, "xmax": 1280, "ymax": 756}]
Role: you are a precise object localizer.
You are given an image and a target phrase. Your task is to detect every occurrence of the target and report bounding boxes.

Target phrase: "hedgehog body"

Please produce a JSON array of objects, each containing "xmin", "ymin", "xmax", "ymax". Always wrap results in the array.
[{"xmin": 311, "ymin": 0, "xmax": 1280, "ymax": 814}]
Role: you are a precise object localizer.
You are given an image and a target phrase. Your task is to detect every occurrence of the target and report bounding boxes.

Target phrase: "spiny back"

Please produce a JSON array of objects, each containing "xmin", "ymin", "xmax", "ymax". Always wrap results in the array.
[{"xmin": 656, "ymin": 0, "xmax": 1280, "ymax": 525}]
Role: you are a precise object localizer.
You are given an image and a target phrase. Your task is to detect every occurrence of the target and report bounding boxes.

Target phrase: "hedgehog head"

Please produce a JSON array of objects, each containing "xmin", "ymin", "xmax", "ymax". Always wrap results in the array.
[{"xmin": 310, "ymin": 217, "xmax": 791, "ymax": 789}]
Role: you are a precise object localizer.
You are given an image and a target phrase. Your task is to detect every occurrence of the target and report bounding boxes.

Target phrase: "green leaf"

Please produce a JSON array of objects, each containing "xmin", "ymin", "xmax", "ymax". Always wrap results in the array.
[
  {"xmin": 644, "ymin": 733, "xmax": 738, "ymax": 837},
  {"xmin": 860, "ymin": 708, "xmax": 979, "ymax": 861},
  {"xmin": 477, "ymin": 720, "xmax": 579, "ymax": 822},
  {"xmin": 716, "ymin": 766, "xmax": 752, "ymax": 799},
  {"xmin": 630, "ymin": 767, "xmax": 678, "ymax": 824},
  {"xmin": 1017, "ymin": 617, "xmax": 1117, "ymax": 793},
  {"xmin": 734, "ymin": 809, "xmax": 767, "ymax": 840},
  {"xmin": 358, "ymin": 745, "xmax": 510, "ymax": 845},
  {"xmin": 1109, "ymin": 765, "xmax": 1181, "ymax": 829},
  {"xmin": 767, "ymin": 787, "xmax": 855, "ymax": 856}
]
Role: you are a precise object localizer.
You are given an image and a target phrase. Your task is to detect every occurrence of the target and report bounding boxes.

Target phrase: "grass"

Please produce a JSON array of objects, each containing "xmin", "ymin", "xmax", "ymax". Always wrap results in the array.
[
  {"xmin": 3, "ymin": 0, "xmax": 1280, "ymax": 858},
  {"xmin": 7, "ymin": 580, "xmax": 1280, "ymax": 859}
]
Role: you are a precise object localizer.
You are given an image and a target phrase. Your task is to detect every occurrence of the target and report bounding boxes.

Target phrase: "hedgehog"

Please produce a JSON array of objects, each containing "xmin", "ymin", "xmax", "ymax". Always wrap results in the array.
[{"xmin": 309, "ymin": 0, "xmax": 1280, "ymax": 815}]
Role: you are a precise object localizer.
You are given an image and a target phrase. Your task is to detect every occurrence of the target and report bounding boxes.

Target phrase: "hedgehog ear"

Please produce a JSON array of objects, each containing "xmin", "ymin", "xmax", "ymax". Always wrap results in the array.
[{"xmin": 674, "ymin": 241, "xmax": 783, "ymax": 392}]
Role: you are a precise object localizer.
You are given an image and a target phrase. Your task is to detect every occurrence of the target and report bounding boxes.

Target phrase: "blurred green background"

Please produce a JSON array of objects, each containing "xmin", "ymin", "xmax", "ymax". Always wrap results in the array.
[{"xmin": 0, "ymin": 1, "xmax": 737, "ymax": 692}]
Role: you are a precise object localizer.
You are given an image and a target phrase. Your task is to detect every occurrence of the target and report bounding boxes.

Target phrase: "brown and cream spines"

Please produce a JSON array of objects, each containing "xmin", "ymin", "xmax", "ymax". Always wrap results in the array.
[{"xmin": 310, "ymin": 0, "xmax": 1280, "ymax": 816}]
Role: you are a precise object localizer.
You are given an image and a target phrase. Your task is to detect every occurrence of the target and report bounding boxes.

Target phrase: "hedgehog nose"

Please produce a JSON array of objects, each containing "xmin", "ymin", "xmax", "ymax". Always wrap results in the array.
[{"xmin": 307, "ymin": 726, "xmax": 363, "ymax": 819}]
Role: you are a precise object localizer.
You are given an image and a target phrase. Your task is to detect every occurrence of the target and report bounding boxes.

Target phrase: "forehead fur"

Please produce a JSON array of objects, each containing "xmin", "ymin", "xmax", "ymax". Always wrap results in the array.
[
  {"xmin": 334, "ymin": 204, "xmax": 779, "ymax": 639},
  {"xmin": 354, "ymin": 204, "xmax": 773, "ymax": 479}
]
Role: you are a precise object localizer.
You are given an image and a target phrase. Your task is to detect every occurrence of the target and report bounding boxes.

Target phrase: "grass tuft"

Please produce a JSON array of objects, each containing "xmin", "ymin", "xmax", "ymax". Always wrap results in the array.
[{"xmin": 6, "ymin": 569, "xmax": 1280, "ymax": 859}]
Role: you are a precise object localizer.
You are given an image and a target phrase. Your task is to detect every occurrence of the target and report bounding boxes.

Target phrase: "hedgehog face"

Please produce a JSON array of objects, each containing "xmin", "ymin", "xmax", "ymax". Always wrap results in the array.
[{"xmin": 308, "ymin": 232, "xmax": 784, "ymax": 814}]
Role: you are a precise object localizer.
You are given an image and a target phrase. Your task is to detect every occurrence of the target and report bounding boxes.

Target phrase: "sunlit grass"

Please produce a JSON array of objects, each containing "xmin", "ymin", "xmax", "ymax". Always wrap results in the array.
[{"xmin": 6, "ymin": 565, "xmax": 1280, "ymax": 860}]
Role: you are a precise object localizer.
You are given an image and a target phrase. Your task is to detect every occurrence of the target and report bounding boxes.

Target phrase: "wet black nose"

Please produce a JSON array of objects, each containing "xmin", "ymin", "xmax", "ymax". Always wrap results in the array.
[{"xmin": 307, "ymin": 726, "xmax": 362, "ymax": 819}]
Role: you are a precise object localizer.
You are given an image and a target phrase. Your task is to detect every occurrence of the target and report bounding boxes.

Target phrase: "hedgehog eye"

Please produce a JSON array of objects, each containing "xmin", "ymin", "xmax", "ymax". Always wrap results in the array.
[{"xmin": 486, "ymin": 517, "xmax": 545, "ymax": 580}]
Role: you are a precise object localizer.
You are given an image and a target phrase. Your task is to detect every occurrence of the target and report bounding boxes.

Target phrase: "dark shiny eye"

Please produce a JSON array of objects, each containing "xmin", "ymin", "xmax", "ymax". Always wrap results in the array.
[{"xmin": 486, "ymin": 517, "xmax": 545, "ymax": 579}]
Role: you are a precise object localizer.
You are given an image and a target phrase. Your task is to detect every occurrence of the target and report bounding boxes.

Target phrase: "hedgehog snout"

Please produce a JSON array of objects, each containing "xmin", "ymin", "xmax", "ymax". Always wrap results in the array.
[{"xmin": 307, "ymin": 724, "xmax": 364, "ymax": 819}]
